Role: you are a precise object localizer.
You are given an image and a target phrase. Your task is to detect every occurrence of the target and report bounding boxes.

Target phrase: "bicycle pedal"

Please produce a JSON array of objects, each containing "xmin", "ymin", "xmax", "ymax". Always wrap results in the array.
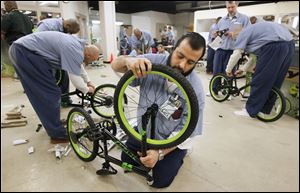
[{"xmin": 96, "ymin": 165, "xmax": 117, "ymax": 175}]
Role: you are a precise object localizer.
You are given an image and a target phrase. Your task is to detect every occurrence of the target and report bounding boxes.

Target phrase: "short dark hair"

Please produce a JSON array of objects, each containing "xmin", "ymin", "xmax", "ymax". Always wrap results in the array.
[{"xmin": 174, "ymin": 32, "xmax": 206, "ymax": 60}]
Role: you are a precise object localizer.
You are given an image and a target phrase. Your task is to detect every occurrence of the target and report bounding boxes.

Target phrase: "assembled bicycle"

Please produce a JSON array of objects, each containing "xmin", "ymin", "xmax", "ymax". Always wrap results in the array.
[
  {"xmin": 209, "ymin": 72, "xmax": 286, "ymax": 122},
  {"xmin": 66, "ymin": 65, "xmax": 199, "ymax": 184},
  {"xmin": 55, "ymin": 69, "xmax": 124, "ymax": 118}
]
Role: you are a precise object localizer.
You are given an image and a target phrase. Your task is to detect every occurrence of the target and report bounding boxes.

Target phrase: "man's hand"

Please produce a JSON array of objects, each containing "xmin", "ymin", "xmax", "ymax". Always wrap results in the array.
[
  {"xmin": 138, "ymin": 150, "xmax": 159, "ymax": 168},
  {"xmin": 127, "ymin": 58, "xmax": 152, "ymax": 78},
  {"xmin": 226, "ymin": 71, "xmax": 233, "ymax": 77},
  {"xmin": 87, "ymin": 81, "xmax": 96, "ymax": 90},
  {"xmin": 235, "ymin": 69, "xmax": 244, "ymax": 76},
  {"xmin": 225, "ymin": 31, "xmax": 234, "ymax": 38},
  {"xmin": 87, "ymin": 86, "xmax": 95, "ymax": 94}
]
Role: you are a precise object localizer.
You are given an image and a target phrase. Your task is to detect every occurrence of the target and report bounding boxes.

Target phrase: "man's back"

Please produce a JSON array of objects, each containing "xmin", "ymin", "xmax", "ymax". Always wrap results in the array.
[
  {"xmin": 1, "ymin": 10, "xmax": 33, "ymax": 45},
  {"xmin": 36, "ymin": 18, "xmax": 63, "ymax": 32},
  {"xmin": 13, "ymin": 31, "xmax": 85, "ymax": 75}
]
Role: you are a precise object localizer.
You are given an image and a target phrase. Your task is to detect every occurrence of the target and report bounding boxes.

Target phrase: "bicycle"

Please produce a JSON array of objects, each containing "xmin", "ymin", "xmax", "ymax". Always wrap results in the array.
[
  {"xmin": 55, "ymin": 69, "xmax": 125, "ymax": 118},
  {"xmin": 209, "ymin": 72, "xmax": 286, "ymax": 122},
  {"xmin": 67, "ymin": 65, "xmax": 199, "ymax": 184}
]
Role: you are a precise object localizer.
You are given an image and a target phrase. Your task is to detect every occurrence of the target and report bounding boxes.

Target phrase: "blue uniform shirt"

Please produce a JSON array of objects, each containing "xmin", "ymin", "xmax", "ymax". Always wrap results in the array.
[
  {"xmin": 208, "ymin": 23, "xmax": 218, "ymax": 43},
  {"xmin": 131, "ymin": 31, "xmax": 154, "ymax": 52},
  {"xmin": 216, "ymin": 12, "xmax": 250, "ymax": 50},
  {"xmin": 36, "ymin": 18, "xmax": 64, "ymax": 32},
  {"xmin": 130, "ymin": 54, "xmax": 205, "ymax": 140},
  {"xmin": 234, "ymin": 21, "xmax": 293, "ymax": 54},
  {"xmin": 13, "ymin": 31, "xmax": 85, "ymax": 75}
]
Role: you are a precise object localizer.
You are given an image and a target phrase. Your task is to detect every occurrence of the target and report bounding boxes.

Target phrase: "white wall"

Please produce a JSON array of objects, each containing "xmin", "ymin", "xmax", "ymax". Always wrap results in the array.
[
  {"xmin": 131, "ymin": 11, "xmax": 174, "ymax": 39},
  {"xmin": 116, "ymin": 13, "xmax": 131, "ymax": 25},
  {"xmin": 194, "ymin": 1, "xmax": 299, "ymax": 33},
  {"xmin": 174, "ymin": 12, "xmax": 194, "ymax": 40},
  {"xmin": 61, "ymin": 1, "xmax": 89, "ymax": 42}
]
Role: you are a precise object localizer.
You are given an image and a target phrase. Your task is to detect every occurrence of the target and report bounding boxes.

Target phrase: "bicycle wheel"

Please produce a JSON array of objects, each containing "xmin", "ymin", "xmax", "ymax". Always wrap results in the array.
[
  {"xmin": 55, "ymin": 69, "xmax": 64, "ymax": 86},
  {"xmin": 91, "ymin": 84, "xmax": 128, "ymax": 118},
  {"xmin": 67, "ymin": 107, "xmax": 98, "ymax": 162},
  {"xmin": 114, "ymin": 65, "xmax": 199, "ymax": 149},
  {"xmin": 256, "ymin": 87, "xmax": 286, "ymax": 122},
  {"xmin": 209, "ymin": 73, "xmax": 231, "ymax": 102},
  {"xmin": 285, "ymin": 97, "xmax": 291, "ymax": 114}
]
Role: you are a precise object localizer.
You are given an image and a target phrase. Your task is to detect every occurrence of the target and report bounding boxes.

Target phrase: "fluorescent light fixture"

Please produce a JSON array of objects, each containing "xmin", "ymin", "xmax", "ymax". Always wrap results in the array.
[
  {"xmin": 39, "ymin": 1, "xmax": 58, "ymax": 6},
  {"xmin": 116, "ymin": 21, "xmax": 124, "ymax": 26},
  {"xmin": 92, "ymin": 20, "xmax": 101, "ymax": 24},
  {"xmin": 293, "ymin": 16, "xmax": 299, "ymax": 28}
]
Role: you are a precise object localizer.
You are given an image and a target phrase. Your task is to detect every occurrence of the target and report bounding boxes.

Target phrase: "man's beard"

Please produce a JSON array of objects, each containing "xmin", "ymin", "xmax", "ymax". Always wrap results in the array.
[{"xmin": 166, "ymin": 52, "xmax": 195, "ymax": 77}]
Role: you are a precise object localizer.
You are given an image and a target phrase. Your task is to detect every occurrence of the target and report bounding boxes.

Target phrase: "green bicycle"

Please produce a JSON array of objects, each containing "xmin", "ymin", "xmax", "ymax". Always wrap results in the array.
[{"xmin": 67, "ymin": 64, "xmax": 199, "ymax": 183}]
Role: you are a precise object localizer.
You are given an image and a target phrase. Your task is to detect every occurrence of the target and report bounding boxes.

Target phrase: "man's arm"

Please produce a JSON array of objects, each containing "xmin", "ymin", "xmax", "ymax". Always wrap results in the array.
[
  {"xmin": 111, "ymin": 56, "xmax": 152, "ymax": 78},
  {"xmin": 69, "ymin": 73, "xmax": 94, "ymax": 94}
]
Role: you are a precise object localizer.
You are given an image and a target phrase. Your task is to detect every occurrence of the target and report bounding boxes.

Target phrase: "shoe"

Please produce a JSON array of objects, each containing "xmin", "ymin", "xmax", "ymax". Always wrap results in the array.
[
  {"xmin": 234, "ymin": 108, "xmax": 251, "ymax": 118},
  {"xmin": 50, "ymin": 136, "xmax": 69, "ymax": 144}
]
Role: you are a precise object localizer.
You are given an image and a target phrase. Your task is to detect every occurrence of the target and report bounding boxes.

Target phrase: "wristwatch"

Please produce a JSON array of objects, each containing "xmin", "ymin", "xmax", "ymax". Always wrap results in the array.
[{"xmin": 158, "ymin": 149, "xmax": 164, "ymax": 161}]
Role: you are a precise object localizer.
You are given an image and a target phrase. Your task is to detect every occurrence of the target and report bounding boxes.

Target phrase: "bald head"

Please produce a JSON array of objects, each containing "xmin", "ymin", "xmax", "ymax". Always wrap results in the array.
[
  {"xmin": 4, "ymin": 1, "xmax": 18, "ymax": 12},
  {"xmin": 63, "ymin": 19, "xmax": 80, "ymax": 34},
  {"xmin": 84, "ymin": 45, "xmax": 100, "ymax": 64},
  {"xmin": 133, "ymin": 29, "xmax": 142, "ymax": 40}
]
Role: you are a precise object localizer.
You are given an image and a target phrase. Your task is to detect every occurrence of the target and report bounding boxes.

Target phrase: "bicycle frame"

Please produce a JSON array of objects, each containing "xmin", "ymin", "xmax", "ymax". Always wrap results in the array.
[
  {"xmin": 61, "ymin": 89, "xmax": 112, "ymax": 108},
  {"xmin": 96, "ymin": 127, "xmax": 153, "ymax": 182},
  {"xmin": 227, "ymin": 75, "xmax": 251, "ymax": 97},
  {"xmin": 73, "ymin": 116, "xmax": 155, "ymax": 182}
]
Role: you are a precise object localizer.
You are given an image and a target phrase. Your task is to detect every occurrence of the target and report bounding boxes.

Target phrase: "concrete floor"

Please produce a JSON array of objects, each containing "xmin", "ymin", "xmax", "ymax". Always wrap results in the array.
[{"xmin": 1, "ymin": 64, "xmax": 299, "ymax": 192}]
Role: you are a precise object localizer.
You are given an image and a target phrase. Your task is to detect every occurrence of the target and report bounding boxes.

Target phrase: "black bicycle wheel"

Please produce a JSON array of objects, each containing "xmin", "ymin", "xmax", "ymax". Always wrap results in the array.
[
  {"xmin": 91, "ymin": 84, "xmax": 127, "ymax": 118},
  {"xmin": 256, "ymin": 87, "xmax": 286, "ymax": 122},
  {"xmin": 55, "ymin": 69, "xmax": 64, "ymax": 86},
  {"xmin": 67, "ymin": 107, "xmax": 98, "ymax": 162},
  {"xmin": 114, "ymin": 65, "xmax": 199, "ymax": 149},
  {"xmin": 209, "ymin": 73, "xmax": 231, "ymax": 102},
  {"xmin": 285, "ymin": 97, "xmax": 292, "ymax": 114}
]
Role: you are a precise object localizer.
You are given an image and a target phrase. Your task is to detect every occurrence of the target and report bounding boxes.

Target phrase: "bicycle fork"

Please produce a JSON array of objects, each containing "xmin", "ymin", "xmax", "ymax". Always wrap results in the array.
[{"xmin": 141, "ymin": 104, "xmax": 158, "ymax": 157}]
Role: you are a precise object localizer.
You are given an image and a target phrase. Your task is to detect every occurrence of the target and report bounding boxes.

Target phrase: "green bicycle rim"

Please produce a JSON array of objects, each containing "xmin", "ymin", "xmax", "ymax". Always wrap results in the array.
[
  {"xmin": 68, "ymin": 111, "xmax": 93, "ymax": 158},
  {"xmin": 117, "ymin": 71, "xmax": 192, "ymax": 145}
]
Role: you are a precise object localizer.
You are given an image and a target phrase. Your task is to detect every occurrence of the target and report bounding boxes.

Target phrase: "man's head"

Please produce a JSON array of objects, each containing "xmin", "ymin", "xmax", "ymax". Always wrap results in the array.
[
  {"xmin": 167, "ymin": 32, "xmax": 206, "ymax": 76},
  {"xmin": 4, "ymin": 1, "xmax": 18, "ymax": 12},
  {"xmin": 84, "ymin": 45, "xmax": 100, "ymax": 64},
  {"xmin": 250, "ymin": 16, "xmax": 257, "ymax": 24},
  {"xmin": 226, "ymin": 1, "xmax": 239, "ymax": 16},
  {"xmin": 133, "ymin": 28, "xmax": 142, "ymax": 40},
  {"xmin": 63, "ymin": 19, "xmax": 80, "ymax": 34},
  {"xmin": 168, "ymin": 26, "xmax": 172, "ymax": 31},
  {"xmin": 157, "ymin": 44, "xmax": 165, "ymax": 54}
]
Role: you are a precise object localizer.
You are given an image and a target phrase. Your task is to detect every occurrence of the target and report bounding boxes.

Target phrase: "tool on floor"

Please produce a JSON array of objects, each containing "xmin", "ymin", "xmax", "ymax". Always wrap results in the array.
[
  {"xmin": 13, "ymin": 139, "xmax": 29, "ymax": 145},
  {"xmin": 48, "ymin": 144, "xmax": 66, "ymax": 159},
  {"xmin": 36, "ymin": 124, "xmax": 43, "ymax": 132},
  {"xmin": 28, "ymin": 146, "xmax": 35, "ymax": 154}
]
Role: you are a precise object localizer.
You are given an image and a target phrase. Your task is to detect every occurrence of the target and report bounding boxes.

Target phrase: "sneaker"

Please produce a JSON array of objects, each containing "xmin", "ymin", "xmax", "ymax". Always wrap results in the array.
[
  {"xmin": 234, "ymin": 108, "xmax": 251, "ymax": 118},
  {"xmin": 50, "ymin": 136, "xmax": 69, "ymax": 144}
]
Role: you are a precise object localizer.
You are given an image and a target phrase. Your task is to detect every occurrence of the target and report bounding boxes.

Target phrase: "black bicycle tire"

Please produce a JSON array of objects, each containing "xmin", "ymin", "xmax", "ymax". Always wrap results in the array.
[
  {"xmin": 209, "ymin": 73, "xmax": 231, "ymax": 102},
  {"xmin": 113, "ymin": 65, "xmax": 199, "ymax": 149},
  {"xmin": 256, "ymin": 87, "xmax": 286, "ymax": 122},
  {"xmin": 67, "ymin": 107, "xmax": 98, "ymax": 162}
]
